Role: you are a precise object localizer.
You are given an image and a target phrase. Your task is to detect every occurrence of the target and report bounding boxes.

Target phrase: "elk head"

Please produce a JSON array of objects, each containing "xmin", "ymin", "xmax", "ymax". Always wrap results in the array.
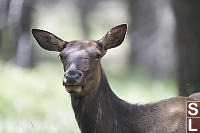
[{"xmin": 32, "ymin": 24, "xmax": 127, "ymax": 96}]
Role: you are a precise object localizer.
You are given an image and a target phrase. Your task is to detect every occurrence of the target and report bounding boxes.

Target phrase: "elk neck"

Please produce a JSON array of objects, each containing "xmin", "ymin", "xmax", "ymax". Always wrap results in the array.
[{"xmin": 70, "ymin": 64, "xmax": 141, "ymax": 133}]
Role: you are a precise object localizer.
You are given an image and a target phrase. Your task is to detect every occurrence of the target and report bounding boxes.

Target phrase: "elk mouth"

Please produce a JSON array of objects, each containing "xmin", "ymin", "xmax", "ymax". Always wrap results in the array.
[
  {"xmin": 64, "ymin": 85, "xmax": 83, "ymax": 94},
  {"xmin": 62, "ymin": 77, "xmax": 84, "ymax": 94}
]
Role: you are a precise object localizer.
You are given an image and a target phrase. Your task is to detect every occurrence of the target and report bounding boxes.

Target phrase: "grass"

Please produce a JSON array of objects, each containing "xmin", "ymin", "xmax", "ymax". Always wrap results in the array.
[{"xmin": 0, "ymin": 61, "xmax": 177, "ymax": 133}]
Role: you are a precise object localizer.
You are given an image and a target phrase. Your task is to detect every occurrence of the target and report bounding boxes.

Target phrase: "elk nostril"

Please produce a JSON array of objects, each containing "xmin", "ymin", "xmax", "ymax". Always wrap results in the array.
[
  {"xmin": 64, "ymin": 73, "xmax": 67, "ymax": 78},
  {"xmin": 78, "ymin": 72, "xmax": 82, "ymax": 78}
]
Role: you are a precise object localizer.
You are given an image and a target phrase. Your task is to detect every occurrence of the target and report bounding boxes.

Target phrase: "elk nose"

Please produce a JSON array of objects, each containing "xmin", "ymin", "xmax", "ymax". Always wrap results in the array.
[{"xmin": 64, "ymin": 70, "xmax": 82, "ymax": 85}]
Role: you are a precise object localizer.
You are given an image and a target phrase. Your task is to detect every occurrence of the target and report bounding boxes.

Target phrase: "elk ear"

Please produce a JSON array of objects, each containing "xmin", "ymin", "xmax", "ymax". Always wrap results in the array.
[
  {"xmin": 32, "ymin": 29, "xmax": 68, "ymax": 52},
  {"xmin": 98, "ymin": 24, "xmax": 127, "ymax": 50}
]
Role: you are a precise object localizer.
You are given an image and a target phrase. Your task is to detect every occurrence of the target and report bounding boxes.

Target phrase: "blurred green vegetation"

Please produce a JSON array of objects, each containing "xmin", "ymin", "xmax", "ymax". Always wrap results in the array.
[
  {"xmin": 0, "ymin": 60, "xmax": 177, "ymax": 133},
  {"xmin": 0, "ymin": 2, "xmax": 178, "ymax": 132}
]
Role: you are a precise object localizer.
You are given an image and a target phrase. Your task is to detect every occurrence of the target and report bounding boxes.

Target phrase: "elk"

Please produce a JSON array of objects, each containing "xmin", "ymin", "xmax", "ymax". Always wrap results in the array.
[{"xmin": 32, "ymin": 24, "xmax": 200, "ymax": 133}]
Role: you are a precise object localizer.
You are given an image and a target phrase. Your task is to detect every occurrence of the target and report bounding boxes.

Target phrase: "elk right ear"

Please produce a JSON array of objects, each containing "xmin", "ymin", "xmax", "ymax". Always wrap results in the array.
[
  {"xmin": 98, "ymin": 24, "xmax": 127, "ymax": 50},
  {"xmin": 32, "ymin": 29, "xmax": 68, "ymax": 52}
]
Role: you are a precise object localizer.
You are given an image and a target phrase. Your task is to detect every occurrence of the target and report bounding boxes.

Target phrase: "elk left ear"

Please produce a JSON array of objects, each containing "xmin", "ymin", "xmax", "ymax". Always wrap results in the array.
[{"xmin": 98, "ymin": 24, "xmax": 127, "ymax": 50}]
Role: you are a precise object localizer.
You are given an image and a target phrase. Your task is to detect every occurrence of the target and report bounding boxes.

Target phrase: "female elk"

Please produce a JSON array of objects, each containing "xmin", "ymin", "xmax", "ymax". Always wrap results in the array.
[{"xmin": 32, "ymin": 24, "xmax": 200, "ymax": 133}]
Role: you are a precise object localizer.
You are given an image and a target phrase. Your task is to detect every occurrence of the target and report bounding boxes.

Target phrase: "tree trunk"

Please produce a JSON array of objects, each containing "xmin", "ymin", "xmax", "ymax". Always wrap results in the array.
[
  {"xmin": 127, "ymin": 0, "xmax": 175, "ymax": 78},
  {"xmin": 0, "ymin": 0, "xmax": 12, "ymax": 60},
  {"xmin": 172, "ymin": 0, "xmax": 200, "ymax": 96},
  {"xmin": 75, "ymin": 0, "xmax": 102, "ymax": 39},
  {"xmin": 8, "ymin": 0, "xmax": 36, "ymax": 67}
]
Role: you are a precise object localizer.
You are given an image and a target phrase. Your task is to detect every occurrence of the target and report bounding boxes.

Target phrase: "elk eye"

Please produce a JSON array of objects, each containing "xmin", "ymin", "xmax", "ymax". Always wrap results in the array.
[{"xmin": 95, "ymin": 53, "xmax": 101, "ymax": 59}]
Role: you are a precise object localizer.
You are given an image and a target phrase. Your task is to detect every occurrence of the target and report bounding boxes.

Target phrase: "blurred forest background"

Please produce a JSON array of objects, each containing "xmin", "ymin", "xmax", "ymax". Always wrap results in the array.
[{"xmin": 0, "ymin": 0, "xmax": 200, "ymax": 132}]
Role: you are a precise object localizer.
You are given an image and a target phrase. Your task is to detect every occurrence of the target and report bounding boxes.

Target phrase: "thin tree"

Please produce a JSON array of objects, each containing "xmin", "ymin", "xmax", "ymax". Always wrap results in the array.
[{"xmin": 172, "ymin": 0, "xmax": 200, "ymax": 96}]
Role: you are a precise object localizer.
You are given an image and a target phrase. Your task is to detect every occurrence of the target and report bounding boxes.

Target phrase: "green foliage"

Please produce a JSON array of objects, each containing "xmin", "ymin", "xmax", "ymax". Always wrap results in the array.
[{"xmin": 0, "ymin": 61, "xmax": 177, "ymax": 133}]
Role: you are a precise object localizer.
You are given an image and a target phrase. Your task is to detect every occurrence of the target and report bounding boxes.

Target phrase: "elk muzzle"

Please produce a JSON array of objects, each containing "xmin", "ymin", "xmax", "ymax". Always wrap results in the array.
[{"xmin": 63, "ymin": 70, "xmax": 83, "ymax": 93}]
